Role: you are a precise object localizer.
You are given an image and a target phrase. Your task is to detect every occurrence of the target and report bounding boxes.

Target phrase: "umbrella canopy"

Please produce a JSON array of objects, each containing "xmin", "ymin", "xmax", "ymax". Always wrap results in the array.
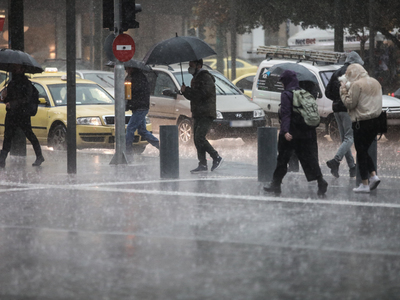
[
  {"xmin": 106, "ymin": 59, "xmax": 152, "ymax": 72},
  {"xmin": 267, "ymin": 62, "xmax": 319, "ymax": 85},
  {"xmin": 143, "ymin": 36, "xmax": 216, "ymax": 65},
  {"xmin": 0, "ymin": 48, "xmax": 43, "ymax": 74}
]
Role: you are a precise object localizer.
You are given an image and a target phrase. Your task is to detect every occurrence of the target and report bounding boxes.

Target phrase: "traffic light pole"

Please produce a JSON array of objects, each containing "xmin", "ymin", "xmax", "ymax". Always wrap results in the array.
[{"xmin": 110, "ymin": 0, "xmax": 128, "ymax": 165}]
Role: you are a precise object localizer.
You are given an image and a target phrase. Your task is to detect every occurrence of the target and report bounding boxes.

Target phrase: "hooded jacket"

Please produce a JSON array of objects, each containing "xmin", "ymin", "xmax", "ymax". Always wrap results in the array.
[
  {"xmin": 325, "ymin": 51, "xmax": 364, "ymax": 112},
  {"xmin": 182, "ymin": 69, "xmax": 217, "ymax": 119},
  {"xmin": 340, "ymin": 63, "xmax": 382, "ymax": 122},
  {"xmin": 279, "ymin": 70, "xmax": 315, "ymax": 139},
  {"xmin": 4, "ymin": 74, "xmax": 32, "ymax": 114}
]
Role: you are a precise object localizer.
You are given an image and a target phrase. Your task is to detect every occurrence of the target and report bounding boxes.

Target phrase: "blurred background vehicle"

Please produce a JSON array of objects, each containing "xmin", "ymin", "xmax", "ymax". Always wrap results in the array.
[
  {"xmin": 203, "ymin": 57, "xmax": 258, "ymax": 80},
  {"xmin": 232, "ymin": 73, "xmax": 255, "ymax": 98},
  {"xmin": 75, "ymin": 70, "xmax": 115, "ymax": 97}
]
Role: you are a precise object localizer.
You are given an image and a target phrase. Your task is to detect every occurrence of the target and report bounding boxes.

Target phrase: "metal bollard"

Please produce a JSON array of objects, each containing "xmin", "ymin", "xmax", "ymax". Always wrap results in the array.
[
  {"xmin": 160, "ymin": 125, "xmax": 179, "ymax": 179},
  {"xmin": 356, "ymin": 137, "xmax": 377, "ymax": 185},
  {"xmin": 258, "ymin": 127, "xmax": 278, "ymax": 182}
]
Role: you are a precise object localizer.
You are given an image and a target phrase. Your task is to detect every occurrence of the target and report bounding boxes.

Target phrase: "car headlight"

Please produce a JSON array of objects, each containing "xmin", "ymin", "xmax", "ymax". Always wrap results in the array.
[
  {"xmin": 76, "ymin": 117, "xmax": 102, "ymax": 126},
  {"xmin": 253, "ymin": 109, "xmax": 265, "ymax": 118},
  {"xmin": 216, "ymin": 110, "xmax": 223, "ymax": 119}
]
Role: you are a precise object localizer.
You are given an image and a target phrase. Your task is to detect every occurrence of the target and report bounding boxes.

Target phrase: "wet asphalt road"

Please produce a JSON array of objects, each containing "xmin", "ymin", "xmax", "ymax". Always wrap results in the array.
[{"xmin": 0, "ymin": 136, "xmax": 400, "ymax": 300}]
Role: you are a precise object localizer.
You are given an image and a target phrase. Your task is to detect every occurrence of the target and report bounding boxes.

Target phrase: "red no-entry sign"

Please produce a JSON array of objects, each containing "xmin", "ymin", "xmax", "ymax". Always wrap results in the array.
[{"xmin": 112, "ymin": 34, "xmax": 135, "ymax": 62}]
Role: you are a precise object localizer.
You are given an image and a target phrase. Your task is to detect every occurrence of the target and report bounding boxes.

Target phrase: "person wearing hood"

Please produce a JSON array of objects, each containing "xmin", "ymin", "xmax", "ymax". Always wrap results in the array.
[
  {"xmin": 340, "ymin": 63, "xmax": 382, "ymax": 193},
  {"xmin": 264, "ymin": 70, "xmax": 328, "ymax": 195},
  {"xmin": 325, "ymin": 51, "xmax": 363, "ymax": 178},
  {"xmin": 181, "ymin": 59, "xmax": 223, "ymax": 173}
]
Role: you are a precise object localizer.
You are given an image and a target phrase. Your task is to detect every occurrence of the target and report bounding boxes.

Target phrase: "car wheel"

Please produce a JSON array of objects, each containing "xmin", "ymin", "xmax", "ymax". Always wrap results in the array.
[
  {"xmin": 49, "ymin": 124, "xmax": 67, "ymax": 150},
  {"xmin": 177, "ymin": 118, "xmax": 193, "ymax": 144},
  {"xmin": 328, "ymin": 117, "xmax": 340, "ymax": 143},
  {"xmin": 384, "ymin": 127, "xmax": 400, "ymax": 142},
  {"xmin": 132, "ymin": 144, "xmax": 147, "ymax": 154}
]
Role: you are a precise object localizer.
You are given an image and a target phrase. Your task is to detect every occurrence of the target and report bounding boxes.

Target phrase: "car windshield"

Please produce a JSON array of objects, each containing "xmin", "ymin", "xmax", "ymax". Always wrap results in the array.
[
  {"xmin": 174, "ymin": 70, "xmax": 241, "ymax": 95},
  {"xmin": 319, "ymin": 71, "xmax": 335, "ymax": 88},
  {"xmin": 82, "ymin": 73, "xmax": 114, "ymax": 89},
  {"xmin": 48, "ymin": 83, "xmax": 115, "ymax": 106}
]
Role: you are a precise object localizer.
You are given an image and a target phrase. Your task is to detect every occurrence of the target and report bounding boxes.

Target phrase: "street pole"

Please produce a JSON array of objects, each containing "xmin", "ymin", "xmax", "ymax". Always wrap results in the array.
[
  {"xmin": 110, "ymin": 0, "xmax": 128, "ymax": 165},
  {"xmin": 66, "ymin": 0, "xmax": 77, "ymax": 174}
]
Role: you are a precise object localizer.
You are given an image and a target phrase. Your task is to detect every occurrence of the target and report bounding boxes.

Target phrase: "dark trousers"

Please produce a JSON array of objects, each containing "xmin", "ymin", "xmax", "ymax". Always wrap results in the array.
[
  {"xmin": 352, "ymin": 119, "xmax": 378, "ymax": 180},
  {"xmin": 193, "ymin": 117, "xmax": 218, "ymax": 165},
  {"xmin": 273, "ymin": 134, "xmax": 322, "ymax": 183},
  {"xmin": 2, "ymin": 112, "xmax": 42, "ymax": 157}
]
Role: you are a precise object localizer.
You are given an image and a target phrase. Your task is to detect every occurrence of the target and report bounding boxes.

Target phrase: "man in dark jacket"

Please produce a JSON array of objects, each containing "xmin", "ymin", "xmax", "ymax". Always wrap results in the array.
[
  {"xmin": 0, "ymin": 65, "xmax": 44, "ymax": 168},
  {"xmin": 181, "ymin": 59, "xmax": 223, "ymax": 173},
  {"xmin": 125, "ymin": 68, "xmax": 159, "ymax": 155},
  {"xmin": 325, "ymin": 51, "xmax": 363, "ymax": 178},
  {"xmin": 264, "ymin": 70, "xmax": 328, "ymax": 195}
]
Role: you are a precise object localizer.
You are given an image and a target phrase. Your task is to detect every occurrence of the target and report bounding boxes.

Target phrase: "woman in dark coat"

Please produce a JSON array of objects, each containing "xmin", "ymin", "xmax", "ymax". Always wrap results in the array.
[{"xmin": 264, "ymin": 70, "xmax": 328, "ymax": 195}]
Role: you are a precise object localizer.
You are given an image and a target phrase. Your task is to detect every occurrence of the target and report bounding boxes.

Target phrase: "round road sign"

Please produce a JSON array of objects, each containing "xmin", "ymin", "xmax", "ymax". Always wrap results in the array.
[{"xmin": 112, "ymin": 34, "xmax": 135, "ymax": 62}]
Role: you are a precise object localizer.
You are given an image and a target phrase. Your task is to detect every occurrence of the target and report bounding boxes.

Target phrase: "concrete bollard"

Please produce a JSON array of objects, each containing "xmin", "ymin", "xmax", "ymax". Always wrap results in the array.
[
  {"xmin": 356, "ymin": 137, "xmax": 377, "ymax": 185},
  {"xmin": 258, "ymin": 127, "xmax": 278, "ymax": 182},
  {"xmin": 160, "ymin": 125, "xmax": 179, "ymax": 179}
]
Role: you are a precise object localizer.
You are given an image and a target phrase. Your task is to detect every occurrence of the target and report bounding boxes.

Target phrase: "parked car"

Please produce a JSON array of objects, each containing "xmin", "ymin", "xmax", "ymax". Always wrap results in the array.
[
  {"xmin": 232, "ymin": 73, "xmax": 255, "ymax": 98},
  {"xmin": 142, "ymin": 63, "xmax": 266, "ymax": 144},
  {"xmin": 0, "ymin": 77, "xmax": 150, "ymax": 153},
  {"xmin": 203, "ymin": 57, "xmax": 258, "ymax": 80},
  {"xmin": 382, "ymin": 94, "xmax": 400, "ymax": 141},
  {"xmin": 75, "ymin": 70, "xmax": 115, "ymax": 97}
]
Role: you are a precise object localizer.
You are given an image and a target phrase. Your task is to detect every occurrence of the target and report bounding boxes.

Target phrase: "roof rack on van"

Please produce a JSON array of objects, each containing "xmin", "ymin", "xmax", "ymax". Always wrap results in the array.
[{"xmin": 256, "ymin": 46, "xmax": 346, "ymax": 64}]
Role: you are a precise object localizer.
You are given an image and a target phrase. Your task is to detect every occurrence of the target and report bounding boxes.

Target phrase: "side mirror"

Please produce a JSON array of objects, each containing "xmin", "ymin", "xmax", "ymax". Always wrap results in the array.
[
  {"xmin": 162, "ymin": 89, "xmax": 177, "ymax": 99},
  {"xmin": 39, "ymin": 97, "xmax": 48, "ymax": 105}
]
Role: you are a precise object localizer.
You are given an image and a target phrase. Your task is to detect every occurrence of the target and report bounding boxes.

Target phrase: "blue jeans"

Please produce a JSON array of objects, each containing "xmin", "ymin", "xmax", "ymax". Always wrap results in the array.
[
  {"xmin": 126, "ymin": 109, "xmax": 159, "ymax": 152},
  {"xmin": 334, "ymin": 112, "xmax": 355, "ymax": 168}
]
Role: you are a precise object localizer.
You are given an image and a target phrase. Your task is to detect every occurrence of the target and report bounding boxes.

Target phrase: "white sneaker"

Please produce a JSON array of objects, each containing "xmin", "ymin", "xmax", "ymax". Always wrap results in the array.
[
  {"xmin": 353, "ymin": 183, "xmax": 370, "ymax": 193},
  {"xmin": 369, "ymin": 175, "xmax": 381, "ymax": 191}
]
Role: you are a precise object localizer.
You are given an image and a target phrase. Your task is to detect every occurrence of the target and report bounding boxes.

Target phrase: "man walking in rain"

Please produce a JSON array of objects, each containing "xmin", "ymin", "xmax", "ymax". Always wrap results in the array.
[
  {"xmin": 0, "ymin": 65, "xmax": 44, "ymax": 168},
  {"xmin": 325, "ymin": 51, "xmax": 363, "ymax": 178},
  {"xmin": 125, "ymin": 67, "xmax": 160, "ymax": 156},
  {"xmin": 181, "ymin": 59, "xmax": 223, "ymax": 173},
  {"xmin": 263, "ymin": 70, "xmax": 328, "ymax": 195}
]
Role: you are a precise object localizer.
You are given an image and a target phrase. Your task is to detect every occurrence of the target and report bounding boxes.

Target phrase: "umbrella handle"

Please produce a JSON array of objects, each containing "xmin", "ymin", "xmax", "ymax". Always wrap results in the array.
[{"xmin": 180, "ymin": 62, "xmax": 185, "ymax": 85}]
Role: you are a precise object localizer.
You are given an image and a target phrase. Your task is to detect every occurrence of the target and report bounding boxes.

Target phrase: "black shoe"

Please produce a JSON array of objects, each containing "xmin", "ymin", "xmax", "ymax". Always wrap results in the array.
[
  {"xmin": 264, "ymin": 182, "xmax": 281, "ymax": 194},
  {"xmin": 317, "ymin": 178, "xmax": 328, "ymax": 195},
  {"xmin": 326, "ymin": 159, "xmax": 340, "ymax": 178},
  {"xmin": 190, "ymin": 164, "xmax": 208, "ymax": 174},
  {"xmin": 349, "ymin": 165, "xmax": 356, "ymax": 178},
  {"xmin": 211, "ymin": 156, "xmax": 223, "ymax": 171},
  {"xmin": 32, "ymin": 155, "xmax": 45, "ymax": 167}
]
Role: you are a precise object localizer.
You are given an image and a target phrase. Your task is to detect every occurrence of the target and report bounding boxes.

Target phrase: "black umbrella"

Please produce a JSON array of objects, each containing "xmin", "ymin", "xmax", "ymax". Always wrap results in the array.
[
  {"xmin": 266, "ymin": 62, "xmax": 319, "ymax": 85},
  {"xmin": 0, "ymin": 48, "xmax": 43, "ymax": 74},
  {"xmin": 106, "ymin": 59, "xmax": 153, "ymax": 72},
  {"xmin": 143, "ymin": 34, "xmax": 216, "ymax": 84}
]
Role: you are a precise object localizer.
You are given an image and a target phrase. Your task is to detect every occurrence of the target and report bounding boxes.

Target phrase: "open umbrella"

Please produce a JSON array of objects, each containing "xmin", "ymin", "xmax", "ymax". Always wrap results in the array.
[
  {"xmin": 143, "ymin": 34, "xmax": 216, "ymax": 83},
  {"xmin": 106, "ymin": 59, "xmax": 153, "ymax": 72},
  {"xmin": 0, "ymin": 48, "xmax": 43, "ymax": 74},
  {"xmin": 266, "ymin": 62, "xmax": 319, "ymax": 97}
]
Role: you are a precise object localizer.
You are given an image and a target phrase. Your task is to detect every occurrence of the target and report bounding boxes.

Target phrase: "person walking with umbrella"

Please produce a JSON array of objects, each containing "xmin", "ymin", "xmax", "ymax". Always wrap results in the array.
[
  {"xmin": 125, "ymin": 67, "xmax": 160, "ymax": 156},
  {"xmin": 181, "ymin": 59, "xmax": 223, "ymax": 173},
  {"xmin": 263, "ymin": 70, "xmax": 328, "ymax": 195},
  {"xmin": 0, "ymin": 65, "xmax": 44, "ymax": 168}
]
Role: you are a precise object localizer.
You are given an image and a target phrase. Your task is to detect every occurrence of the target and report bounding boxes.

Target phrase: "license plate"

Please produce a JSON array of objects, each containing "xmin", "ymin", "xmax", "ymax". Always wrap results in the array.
[{"xmin": 230, "ymin": 120, "xmax": 253, "ymax": 127}]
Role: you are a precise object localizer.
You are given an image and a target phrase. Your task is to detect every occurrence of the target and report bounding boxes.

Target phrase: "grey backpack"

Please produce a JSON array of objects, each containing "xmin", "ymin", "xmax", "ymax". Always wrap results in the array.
[{"xmin": 291, "ymin": 89, "xmax": 320, "ymax": 129}]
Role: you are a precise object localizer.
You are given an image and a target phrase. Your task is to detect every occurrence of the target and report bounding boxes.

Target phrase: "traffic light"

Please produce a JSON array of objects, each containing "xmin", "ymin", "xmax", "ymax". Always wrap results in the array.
[
  {"xmin": 102, "ymin": 0, "xmax": 142, "ymax": 31},
  {"xmin": 121, "ymin": 0, "xmax": 142, "ymax": 31}
]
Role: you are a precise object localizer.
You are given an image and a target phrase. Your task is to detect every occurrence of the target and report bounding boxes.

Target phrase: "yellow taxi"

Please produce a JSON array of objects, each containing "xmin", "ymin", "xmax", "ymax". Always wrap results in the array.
[
  {"xmin": 232, "ymin": 73, "xmax": 256, "ymax": 98},
  {"xmin": 0, "ymin": 76, "xmax": 151, "ymax": 153},
  {"xmin": 203, "ymin": 57, "xmax": 258, "ymax": 80}
]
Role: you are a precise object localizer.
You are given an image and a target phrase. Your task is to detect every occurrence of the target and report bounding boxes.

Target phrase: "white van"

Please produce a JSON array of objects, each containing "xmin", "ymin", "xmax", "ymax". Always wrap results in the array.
[{"xmin": 252, "ymin": 58, "xmax": 342, "ymax": 138}]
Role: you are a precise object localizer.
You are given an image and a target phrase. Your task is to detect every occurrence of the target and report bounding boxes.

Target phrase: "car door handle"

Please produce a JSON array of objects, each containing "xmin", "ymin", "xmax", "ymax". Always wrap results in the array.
[{"xmin": 151, "ymin": 102, "xmax": 155, "ymax": 106}]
